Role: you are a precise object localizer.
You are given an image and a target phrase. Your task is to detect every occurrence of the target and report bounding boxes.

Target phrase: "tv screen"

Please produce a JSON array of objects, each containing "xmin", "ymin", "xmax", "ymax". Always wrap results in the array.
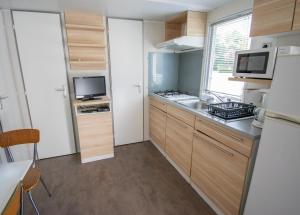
[{"xmin": 73, "ymin": 76, "xmax": 106, "ymax": 99}]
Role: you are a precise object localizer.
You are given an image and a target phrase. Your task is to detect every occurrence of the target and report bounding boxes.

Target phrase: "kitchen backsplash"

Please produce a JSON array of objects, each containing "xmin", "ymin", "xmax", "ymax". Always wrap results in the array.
[
  {"xmin": 178, "ymin": 50, "xmax": 202, "ymax": 96},
  {"xmin": 148, "ymin": 52, "xmax": 179, "ymax": 93},
  {"xmin": 148, "ymin": 50, "xmax": 203, "ymax": 96}
]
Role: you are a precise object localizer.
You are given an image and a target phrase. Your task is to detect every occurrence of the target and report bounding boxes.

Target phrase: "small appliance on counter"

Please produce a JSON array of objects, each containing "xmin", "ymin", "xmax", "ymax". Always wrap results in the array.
[{"xmin": 251, "ymin": 89, "xmax": 269, "ymax": 128}]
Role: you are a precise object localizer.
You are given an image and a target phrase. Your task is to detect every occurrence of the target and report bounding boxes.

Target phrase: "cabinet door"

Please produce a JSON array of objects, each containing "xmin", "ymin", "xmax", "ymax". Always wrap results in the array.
[
  {"xmin": 77, "ymin": 112, "xmax": 114, "ymax": 162},
  {"xmin": 293, "ymin": 0, "xmax": 300, "ymax": 31},
  {"xmin": 250, "ymin": 0, "xmax": 296, "ymax": 36},
  {"xmin": 165, "ymin": 115, "xmax": 193, "ymax": 175},
  {"xmin": 191, "ymin": 131, "xmax": 248, "ymax": 215},
  {"xmin": 149, "ymin": 105, "xmax": 166, "ymax": 150}
]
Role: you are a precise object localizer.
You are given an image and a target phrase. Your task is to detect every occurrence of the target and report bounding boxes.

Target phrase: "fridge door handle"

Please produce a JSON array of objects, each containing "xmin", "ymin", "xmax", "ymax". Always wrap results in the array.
[{"xmin": 266, "ymin": 111, "xmax": 300, "ymax": 125}]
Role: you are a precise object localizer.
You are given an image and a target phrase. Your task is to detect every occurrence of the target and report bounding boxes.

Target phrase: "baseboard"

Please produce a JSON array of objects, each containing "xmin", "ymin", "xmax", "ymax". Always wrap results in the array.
[
  {"xmin": 81, "ymin": 153, "xmax": 114, "ymax": 163},
  {"xmin": 150, "ymin": 139, "xmax": 222, "ymax": 215}
]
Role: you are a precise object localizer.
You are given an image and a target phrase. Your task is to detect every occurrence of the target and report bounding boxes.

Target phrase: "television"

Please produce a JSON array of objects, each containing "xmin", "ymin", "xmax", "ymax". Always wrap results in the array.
[{"xmin": 73, "ymin": 76, "xmax": 106, "ymax": 100}]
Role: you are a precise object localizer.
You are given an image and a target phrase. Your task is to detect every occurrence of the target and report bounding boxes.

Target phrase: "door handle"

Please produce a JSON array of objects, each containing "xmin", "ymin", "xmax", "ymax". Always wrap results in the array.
[
  {"xmin": 133, "ymin": 83, "xmax": 142, "ymax": 93},
  {"xmin": 55, "ymin": 85, "xmax": 67, "ymax": 97}
]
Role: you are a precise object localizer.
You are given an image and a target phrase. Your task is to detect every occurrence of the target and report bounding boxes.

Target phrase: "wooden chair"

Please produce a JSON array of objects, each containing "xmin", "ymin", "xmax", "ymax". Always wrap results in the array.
[{"xmin": 0, "ymin": 129, "xmax": 51, "ymax": 215}]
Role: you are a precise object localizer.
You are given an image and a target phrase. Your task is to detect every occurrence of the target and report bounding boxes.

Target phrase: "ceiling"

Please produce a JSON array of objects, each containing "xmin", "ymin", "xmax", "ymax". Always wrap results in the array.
[{"xmin": 0, "ymin": 0, "xmax": 233, "ymax": 20}]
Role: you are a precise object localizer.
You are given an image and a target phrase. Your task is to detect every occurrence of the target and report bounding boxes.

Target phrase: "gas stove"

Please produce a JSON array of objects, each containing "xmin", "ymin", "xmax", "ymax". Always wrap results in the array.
[{"xmin": 154, "ymin": 90, "xmax": 198, "ymax": 101}]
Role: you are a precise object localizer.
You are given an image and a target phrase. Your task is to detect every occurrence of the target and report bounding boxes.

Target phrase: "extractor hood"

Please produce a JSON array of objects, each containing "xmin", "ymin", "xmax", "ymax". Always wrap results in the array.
[{"xmin": 156, "ymin": 36, "xmax": 204, "ymax": 52}]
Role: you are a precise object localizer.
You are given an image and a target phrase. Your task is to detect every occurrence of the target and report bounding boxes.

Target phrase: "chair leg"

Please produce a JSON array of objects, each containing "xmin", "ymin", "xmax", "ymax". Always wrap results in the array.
[
  {"xmin": 28, "ymin": 192, "xmax": 40, "ymax": 215},
  {"xmin": 40, "ymin": 176, "xmax": 52, "ymax": 197}
]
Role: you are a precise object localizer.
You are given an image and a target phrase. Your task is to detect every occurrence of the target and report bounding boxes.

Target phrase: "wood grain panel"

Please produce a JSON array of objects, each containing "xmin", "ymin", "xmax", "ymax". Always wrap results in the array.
[
  {"xmin": 191, "ymin": 131, "xmax": 248, "ymax": 215},
  {"xmin": 293, "ymin": 0, "xmax": 300, "ymax": 31},
  {"xmin": 65, "ymin": 11, "xmax": 105, "ymax": 27},
  {"xmin": 149, "ymin": 97, "xmax": 167, "ymax": 112},
  {"xmin": 149, "ymin": 105, "xmax": 166, "ymax": 151},
  {"xmin": 64, "ymin": 11, "xmax": 107, "ymax": 70},
  {"xmin": 2, "ymin": 184, "xmax": 21, "ymax": 215},
  {"xmin": 167, "ymin": 104, "xmax": 195, "ymax": 127},
  {"xmin": 186, "ymin": 11, "xmax": 207, "ymax": 37},
  {"xmin": 66, "ymin": 29, "xmax": 105, "ymax": 45},
  {"xmin": 68, "ymin": 47, "xmax": 106, "ymax": 61},
  {"xmin": 77, "ymin": 112, "xmax": 113, "ymax": 160},
  {"xmin": 195, "ymin": 116, "xmax": 253, "ymax": 157},
  {"xmin": 165, "ymin": 23, "xmax": 183, "ymax": 41},
  {"xmin": 165, "ymin": 115, "xmax": 193, "ymax": 175},
  {"xmin": 70, "ymin": 61, "xmax": 106, "ymax": 70},
  {"xmin": 250, "ymin": 0, "xmax": 296, "ymax": 36}
]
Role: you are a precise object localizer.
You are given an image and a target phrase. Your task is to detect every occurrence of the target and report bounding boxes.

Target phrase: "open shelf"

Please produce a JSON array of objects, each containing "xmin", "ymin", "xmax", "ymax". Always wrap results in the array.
[
  {"xmin": 67, "ymin": 43, "xmax": 106, "ymax": 48},
  {"xmin": 66, "ymin": 24, "xmax": 105, "ymax": 31},
  {"xmin": 228, "ymin": 77, "xmax": 272, "ymax": 85}
]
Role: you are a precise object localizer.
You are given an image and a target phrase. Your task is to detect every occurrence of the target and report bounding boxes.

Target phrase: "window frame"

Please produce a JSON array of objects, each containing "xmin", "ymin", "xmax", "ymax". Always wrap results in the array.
[{"xmin": 201, "ymin": 10, "xmax": 252, "ymax": 99}]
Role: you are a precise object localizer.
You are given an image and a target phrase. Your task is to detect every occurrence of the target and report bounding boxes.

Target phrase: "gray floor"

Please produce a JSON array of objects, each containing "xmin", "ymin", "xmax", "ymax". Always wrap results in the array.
[{"xmin": 24, "ymin": 141, "xmax": 216, "ymax": 215}]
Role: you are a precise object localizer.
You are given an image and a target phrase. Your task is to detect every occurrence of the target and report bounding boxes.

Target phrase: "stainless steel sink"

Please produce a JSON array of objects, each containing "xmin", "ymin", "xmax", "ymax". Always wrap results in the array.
[{"xmin": 176, "ymin": 99, "xmax": 208, "ymax": 111}]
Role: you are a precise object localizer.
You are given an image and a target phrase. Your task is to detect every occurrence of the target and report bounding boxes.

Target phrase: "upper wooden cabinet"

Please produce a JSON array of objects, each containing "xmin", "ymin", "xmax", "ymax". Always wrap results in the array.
[
  {"xmin": 165, "ymin": 11, "xmax": 207, "ymax": 41},
  {"xmin": 64, "ymin": 11, "xmax": 108, "ymax": 70},
  {"xmin": 250, "ymin": 0, "xmax": 297, "ymax": 36},
  {"xmin": 293, "ymin": 0, "xmax": 300, "ymax": 30}
]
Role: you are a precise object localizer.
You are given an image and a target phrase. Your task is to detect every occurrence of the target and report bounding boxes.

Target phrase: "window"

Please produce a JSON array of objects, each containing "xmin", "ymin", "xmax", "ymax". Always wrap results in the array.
[{"xmin": 205, "ymin": 14, "xmax": 252, "ymax": 97}]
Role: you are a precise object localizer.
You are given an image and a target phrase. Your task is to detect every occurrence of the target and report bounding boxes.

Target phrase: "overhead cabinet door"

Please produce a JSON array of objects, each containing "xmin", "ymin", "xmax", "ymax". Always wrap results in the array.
[
  {"xmin": 293, "ymin": 0, "xmax": 300, "ymax": 30},
  {"xmin": 250, "ymin": 0, "xmax": 296, "ymax": 36},
  {"xmin": 13, "ymin": 11, "xmax": 75, "ymax": 159}
]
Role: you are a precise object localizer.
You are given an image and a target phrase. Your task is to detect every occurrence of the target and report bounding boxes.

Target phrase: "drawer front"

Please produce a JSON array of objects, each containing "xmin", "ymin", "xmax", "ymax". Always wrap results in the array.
[
  {"xmin": 77, "ymin": 112, "xmax": 113, "ymax": 153},
  {"xmin": 149, "ymin": 105, "xmax": 167, "ymax": 150},
  {"xmin": 195, "ymin": 116, "xmax": 253, "ymax": 157},
  {"xmin": 149, "ymin": 97, "xmax": 167, "ymax": 112},
  {"xmin": 191, "ymin": 131, "xmax": 248, "ymax": 215},
  {"xmin": 167, "ymin": 104, "xmax": 195, "ymax": 127},
  {"xmin": 166, "ymin": 115, "xmax": 194, "ymax": 175}
]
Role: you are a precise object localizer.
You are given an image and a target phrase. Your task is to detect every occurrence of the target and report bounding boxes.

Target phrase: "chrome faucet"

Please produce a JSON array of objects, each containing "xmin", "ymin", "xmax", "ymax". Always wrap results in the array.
[{"xmin": 202, "ymin": 90, "xmax": 230, "ymax": 103}]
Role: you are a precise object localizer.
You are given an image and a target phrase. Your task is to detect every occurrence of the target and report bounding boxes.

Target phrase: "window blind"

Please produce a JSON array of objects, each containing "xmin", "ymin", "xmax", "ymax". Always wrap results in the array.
[{"xmin": 207, "ymin": 14, "xmax": 252, "ymax": 96}]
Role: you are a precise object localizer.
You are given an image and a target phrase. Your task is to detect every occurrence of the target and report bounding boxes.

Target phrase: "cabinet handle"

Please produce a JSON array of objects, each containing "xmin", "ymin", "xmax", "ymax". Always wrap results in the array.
[
  {"xmin": 194, "ymin": 130, "xmax": 234, "ymax": 157},
  {"xmin": 197, "ymin": 118, "xmax": 243, "ymax": 142}
]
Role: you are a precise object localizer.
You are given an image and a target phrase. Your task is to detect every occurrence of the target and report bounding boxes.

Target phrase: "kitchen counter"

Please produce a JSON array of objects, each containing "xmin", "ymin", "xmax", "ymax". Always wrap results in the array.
[{"xmin": 150, "ymin": 94, "xmax": 262, "ymax": 140}]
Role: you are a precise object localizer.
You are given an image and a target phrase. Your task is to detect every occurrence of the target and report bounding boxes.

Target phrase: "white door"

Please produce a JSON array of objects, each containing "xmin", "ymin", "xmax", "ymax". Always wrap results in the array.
[
  {"xmin": 0, "ymin": 12, "xmax": 31, "ymax": 162},
  {"xmin": 108, "ymin": 19, "xmax": 143, "ymax": 146},
  {"xmin": 12, "ymin": 11, "xmax": 75, "ymax": 159}
]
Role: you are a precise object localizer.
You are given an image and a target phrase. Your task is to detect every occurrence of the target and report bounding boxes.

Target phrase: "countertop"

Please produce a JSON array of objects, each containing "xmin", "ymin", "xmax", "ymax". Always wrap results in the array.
[
  {"xmin": 0, "ymin": 160, "xmax": 32, "ymax": 213},
  {"xmin": 150, "ymin": 94, "xmax": 262, "ymax": 140}
]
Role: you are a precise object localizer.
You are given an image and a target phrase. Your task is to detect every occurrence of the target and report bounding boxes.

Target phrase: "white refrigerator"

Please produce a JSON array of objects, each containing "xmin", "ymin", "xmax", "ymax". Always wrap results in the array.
[{"xmin": 244, "ymin": 46, "xmax": 300, "ymax": 215}]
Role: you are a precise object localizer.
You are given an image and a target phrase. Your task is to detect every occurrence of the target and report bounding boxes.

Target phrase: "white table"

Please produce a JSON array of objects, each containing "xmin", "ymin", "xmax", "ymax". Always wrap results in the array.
[{"xmin": 0, "ymin": 160, "xmax": 32, "ymax": 213}]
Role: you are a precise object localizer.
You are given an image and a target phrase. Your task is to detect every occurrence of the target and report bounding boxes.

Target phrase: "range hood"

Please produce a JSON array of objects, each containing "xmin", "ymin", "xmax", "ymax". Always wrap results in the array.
[{"xmin": 156, "ymin": 36, "xmax": 204, "ymax": 52}]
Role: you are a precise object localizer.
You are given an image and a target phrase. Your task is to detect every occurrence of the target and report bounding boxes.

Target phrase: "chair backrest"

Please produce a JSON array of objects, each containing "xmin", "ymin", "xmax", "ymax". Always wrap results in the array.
[{"xmin": 0, "ymin": 129, "xmax": 40, "ymax": 148}]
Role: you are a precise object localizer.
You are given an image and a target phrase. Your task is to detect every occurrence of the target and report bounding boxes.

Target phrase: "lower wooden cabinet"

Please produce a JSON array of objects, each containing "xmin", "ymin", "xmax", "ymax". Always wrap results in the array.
[
  {"xmin": 191, "ymin": 131, "xmax": 248, "ymax": 215},
  {"xmin": 77, "ymin": 111, "xmax": 114, "ymax": 162},
  {"xmin": 165, "ymin": 115, "xmax": 193, "ymax": 176},
  {"xmin": 149, "ymin": 105, "xmax": 167, "ymax": 150}
]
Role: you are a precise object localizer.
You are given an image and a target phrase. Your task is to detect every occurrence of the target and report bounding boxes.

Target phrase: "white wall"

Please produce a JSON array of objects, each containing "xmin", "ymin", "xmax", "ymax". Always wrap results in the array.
[{"xmin": 143, "ymin": 20, "xmax": 165, "ymax": 140}]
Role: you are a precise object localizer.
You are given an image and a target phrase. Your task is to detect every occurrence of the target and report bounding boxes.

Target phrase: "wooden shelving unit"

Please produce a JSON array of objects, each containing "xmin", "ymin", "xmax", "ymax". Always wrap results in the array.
[
  {"xmin": 64, "ymin": 11, "xmax": 108, "ymax": 70},
  {"xmin": 228, "ymin": 77, "xmax": 272, "ymax": 86}
]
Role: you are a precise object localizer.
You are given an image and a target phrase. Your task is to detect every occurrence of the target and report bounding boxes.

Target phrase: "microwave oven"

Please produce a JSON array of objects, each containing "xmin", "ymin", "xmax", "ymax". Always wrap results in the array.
[{"xmin": 233, "ymin": 47, "xmax": 277, "ymax": 79}]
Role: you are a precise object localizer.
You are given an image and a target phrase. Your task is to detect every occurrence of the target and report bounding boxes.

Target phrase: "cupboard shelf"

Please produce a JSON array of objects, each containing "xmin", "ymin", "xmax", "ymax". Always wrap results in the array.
[
  {"xmin": 66, "ymin": 24, "xmax": 105, "ymax": 31},
  {"xmin": 67, "ymin": 43, "xmax": 106, "ymax": 48},
  {"xmin": 228, "ymin": 77, "xmax": 272, "ymax": 85}
]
